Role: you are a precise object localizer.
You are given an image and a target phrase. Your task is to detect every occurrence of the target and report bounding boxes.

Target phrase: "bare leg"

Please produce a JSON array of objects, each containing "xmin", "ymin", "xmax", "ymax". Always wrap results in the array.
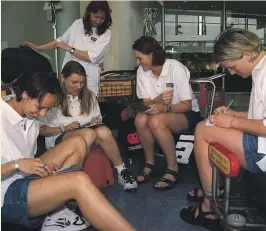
[
  {"xmin": 62, "ymin": 128, "xmax": 96, "ymax": 155},
  {"xmin": 135, "ymin": 113, "xmax": 155, "ymax": 181},
  {"xmin": 40, "ymin": 136, "xmax": 88, "ymax": 168},
  {"xmin": 191, "ymin": 121, "xmax": 246, "ymax": 218},
  {"xmin": 28, "ymin": 172, "xmax": 135, "ymax": 231},
  {"xmin": 94, "ymin": 126, "xmax": 123, "ymax": 166},
  {"xmin": 148, "ymin": 113, "xmax": 188, "ymax": 188}
]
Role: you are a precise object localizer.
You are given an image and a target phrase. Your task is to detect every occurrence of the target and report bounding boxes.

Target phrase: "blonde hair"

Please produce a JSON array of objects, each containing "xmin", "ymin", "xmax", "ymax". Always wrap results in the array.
[{"xmin": 214, "ymin": 28, "xmax": 262, "ymax": 62}]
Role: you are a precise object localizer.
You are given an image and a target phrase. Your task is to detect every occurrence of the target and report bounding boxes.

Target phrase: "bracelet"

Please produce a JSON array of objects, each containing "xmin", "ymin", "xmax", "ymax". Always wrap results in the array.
[{"xmin": 59, "ymin": 125, "xmax": 65, "ymax": 133}]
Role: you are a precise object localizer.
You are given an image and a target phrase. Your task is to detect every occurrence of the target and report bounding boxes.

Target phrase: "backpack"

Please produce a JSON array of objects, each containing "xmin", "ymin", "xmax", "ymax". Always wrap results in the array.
[{"xmin": 1, "ymin": 46, "xmax": 53, "ymax": 83}]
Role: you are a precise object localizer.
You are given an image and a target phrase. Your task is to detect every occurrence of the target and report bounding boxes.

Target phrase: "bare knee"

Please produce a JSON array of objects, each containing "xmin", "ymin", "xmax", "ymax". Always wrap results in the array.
[
  {"xmin": 70, "ymin": 172, "xmax": 94, "ymax": 195},
  {"xmin": 67, "ymin": 136, "xmax": 87, "ymax": 159},
  {"xmin": 135, "ymin": 113, "xmax": 148, "ymax": 129},
  {"xmin": 95, "ymin": 126, "xmax": 113, "ymax": 141},
  {"xmin": 147, "ymin": 115, "xmax": 164, "ymax": 131},
  {"xmin": 80, "ymin": 129, "xmax": 96, "ymax": 146}
]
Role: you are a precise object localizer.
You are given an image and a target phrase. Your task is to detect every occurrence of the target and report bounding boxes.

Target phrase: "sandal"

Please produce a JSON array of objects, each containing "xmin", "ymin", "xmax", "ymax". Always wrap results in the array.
[
  {"xmin": 180, "ymin": 204, "xmax": 222, "ymax": 231},
  {"xmin": 153, "ymin": 169, "xmax": 180, "ymax": 190},
  {"xmin": 187, "ymin": 186, "xmax": 225, "ymax": 202},
  {"xmin": 136, "ymin": 163, "xmax": 154, "ymax": 184}
]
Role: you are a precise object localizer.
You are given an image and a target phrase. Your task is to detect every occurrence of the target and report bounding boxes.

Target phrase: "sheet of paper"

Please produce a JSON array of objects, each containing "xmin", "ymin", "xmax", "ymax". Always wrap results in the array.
[{"xmin": 206, "ymin": 119, "xmax": 214, "ymax": 127}]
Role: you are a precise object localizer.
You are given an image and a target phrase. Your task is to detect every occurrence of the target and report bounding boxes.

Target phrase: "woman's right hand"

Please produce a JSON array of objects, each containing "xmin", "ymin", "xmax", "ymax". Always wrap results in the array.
[
  {"xmin": 19, "ymin": 158, "xmax": 51, "ymax": 177},
  {"xmin": 157, "ymin": 89, "xmax": 174, "ymax": 105},
  {"xmin": 64, "ymin": 121, "xmax": 80, "ymax": 132},
  {"xmin": 214, "ymin": 106, "xmax": 236, "ymax": 116}
]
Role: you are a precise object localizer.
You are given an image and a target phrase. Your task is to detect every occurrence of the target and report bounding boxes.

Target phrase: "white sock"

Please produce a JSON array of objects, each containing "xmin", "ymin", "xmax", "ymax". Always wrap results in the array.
[{"xmin": 114, "ymin": 163, "xmax": 126, "ymax": 174}]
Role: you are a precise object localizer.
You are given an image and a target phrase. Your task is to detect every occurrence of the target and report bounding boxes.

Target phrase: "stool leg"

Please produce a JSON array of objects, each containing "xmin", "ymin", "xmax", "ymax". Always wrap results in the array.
[{"xmin": 224, "ymin": 177, "xmax": 231, "ymax": 217}]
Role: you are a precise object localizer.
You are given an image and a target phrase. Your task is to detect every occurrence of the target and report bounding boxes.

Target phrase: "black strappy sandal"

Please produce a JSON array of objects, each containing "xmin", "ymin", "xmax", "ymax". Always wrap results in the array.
[
  {"xmin": 180, "ymin": 204, "xmax": 222, "ymax": 231},
  {"xmin": 153, "ymin": 169, "xmax": 181, "ymax": 190},
  {"xmin": 187, "ymin": 186, "xmax": 225, "ymax": 202},
  {"xmin": 136, "ymin": 163, "xmax": 154, "ymax": 184}
]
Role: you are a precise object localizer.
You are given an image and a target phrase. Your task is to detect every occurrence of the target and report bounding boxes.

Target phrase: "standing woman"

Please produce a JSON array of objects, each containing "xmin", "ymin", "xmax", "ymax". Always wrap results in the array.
[
  {"xmin": 25, "ymin": 1, "xmax": 112, "ymax": 96},
  {"xmin": 132, "ymin": 36, "xmax": 201, "ymax": 190}
]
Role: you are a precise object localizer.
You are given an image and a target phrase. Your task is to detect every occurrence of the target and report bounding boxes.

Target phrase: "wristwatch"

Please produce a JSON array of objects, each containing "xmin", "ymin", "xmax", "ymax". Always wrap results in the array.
[
  {"xmin": 14, "ymin": 159, "xmax": 20, "ymax": 171},
  {"xmin": 59, "ymin": 125, "xmax": 65, "ymax": 133},
  {"xmin": 167, "ymin": 104, "xmax": 172, "ymax": 112},
  {"xmin": 70, "ymin": 47, "xmax": 75, "ymax": 54}
]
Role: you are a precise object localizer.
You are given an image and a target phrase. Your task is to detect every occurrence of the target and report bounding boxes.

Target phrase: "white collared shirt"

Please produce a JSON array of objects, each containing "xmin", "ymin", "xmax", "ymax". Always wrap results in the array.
[
  {"xmin": 40, "ymin": 95, "xmax": 101, "ymax": 150},
  {"xmin": 136, "ymin": 59, "xmax": 200, "ymax": 112},
  {"xmin": 57, "ymin": 19, "xmax": 112, "ymax": 95},
  {"xmin": 248, "ymin": 54, "xmax": 266, "ymax": 171},
  {"xmin": 1, "ymin": 99, "xmax": 39, "ymax": 207}
]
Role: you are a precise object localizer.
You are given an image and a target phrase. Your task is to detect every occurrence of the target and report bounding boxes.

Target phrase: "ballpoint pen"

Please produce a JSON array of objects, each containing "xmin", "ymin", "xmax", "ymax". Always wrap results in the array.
[{"xmin": 224, "ymin": 99, "xmax": 234, "ymax": 113}]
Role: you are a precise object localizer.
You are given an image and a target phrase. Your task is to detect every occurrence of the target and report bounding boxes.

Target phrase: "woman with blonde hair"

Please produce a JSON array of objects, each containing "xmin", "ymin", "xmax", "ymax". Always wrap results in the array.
[
  {"xmin": 40, "ymin": 60, "xmax": 137, "ymax": 192},
  {"xmin": 181, "ymin": 28, "xmax": 266, "ymax": 231}
]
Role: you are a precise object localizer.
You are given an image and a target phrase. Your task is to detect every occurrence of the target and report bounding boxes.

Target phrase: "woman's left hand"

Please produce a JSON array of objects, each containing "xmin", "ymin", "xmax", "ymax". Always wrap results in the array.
[
  {"xmin": 209, "ymin": 112, "xmax": 235, "ymax": 128},
  {"xmin": 144, "ymin": 103, "xmax": 166, "ymax": 115}
]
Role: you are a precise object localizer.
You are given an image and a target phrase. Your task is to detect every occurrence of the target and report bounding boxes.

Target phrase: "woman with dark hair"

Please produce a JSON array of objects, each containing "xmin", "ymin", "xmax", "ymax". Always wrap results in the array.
[
  {"xmin": 39, "ymin": 61, "xmax": 137, "ymax": 192},
  {"xmin": 132, "ymin": 36, "xmax": 201, "ymax": 190},
  {"xmin": 25, "ymin": 0, "xmax": 112, "ymax": 96},
  {"xmin": 1, "ymin": 72, "xmax": 136, "ymax": 231}
]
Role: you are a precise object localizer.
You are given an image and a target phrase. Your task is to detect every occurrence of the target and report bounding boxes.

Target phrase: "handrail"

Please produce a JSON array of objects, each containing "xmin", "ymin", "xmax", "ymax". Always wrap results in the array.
[{"xmin": 189, "ymin": 73, "xmax": 226, "ymax": 116}]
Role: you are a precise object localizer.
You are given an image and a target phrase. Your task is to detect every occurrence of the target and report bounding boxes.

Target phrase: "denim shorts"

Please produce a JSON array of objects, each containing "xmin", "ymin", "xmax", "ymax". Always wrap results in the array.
[
  {"xmin": 2, "ymin": 178, "xmax": 45, "ymax": 228},
  {"xmin": 243, "ymin": 132, "xmax": 265, "ymax": 173}
]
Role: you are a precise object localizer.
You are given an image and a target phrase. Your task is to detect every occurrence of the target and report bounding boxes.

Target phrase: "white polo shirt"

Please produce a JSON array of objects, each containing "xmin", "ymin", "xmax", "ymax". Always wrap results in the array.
[
  {"xmin": 57, "ymin": 19, "xmax": 112, "ymax": 95},
  {"xmin": 40, "ymin": 95, "xmax": 101, "ymax": 150},
  {"xmin": 136, "ymin": 59, "xmax": 200, "ymax": 112},
  {"xmin": 1, "ymin": 99, "xmax": 39, "ymax": 207},
  {"xmin": 248, "ymin": 54, "xmax": 266, "ymax": 171}
]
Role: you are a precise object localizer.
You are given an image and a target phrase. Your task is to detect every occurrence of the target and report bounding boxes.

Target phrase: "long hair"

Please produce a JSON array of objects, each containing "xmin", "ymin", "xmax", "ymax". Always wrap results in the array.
[
  {"xmin": 82, "ymin": 1, "xmax": 112, "ymax": 36},
  {"xmin": 214, "ymin": 28, "xmax": 262, "ymax": 62},
  {"xmin": 60, "ymin": 61, "xmax": 95, "ymax": 117},
  {"xmin": 15, "ymin": 72, "xmax": 62, "ymax": 104},
  {"xmin": 132, "ymin": 36, "xmax": 166, "ymax": 66}
]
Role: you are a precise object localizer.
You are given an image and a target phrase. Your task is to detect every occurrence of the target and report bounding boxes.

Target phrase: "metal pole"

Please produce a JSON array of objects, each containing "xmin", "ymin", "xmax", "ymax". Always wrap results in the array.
[
  {"xmin": 161, "ymin": 2, "xmax": 165, "ymax": 49},
  {"xmin": 222, "ymin": 1, "xmax": 226, "ymax": 91},
  {"xmin": 51, "ymin": 3, "xmax": 59, "ymax": 77}
]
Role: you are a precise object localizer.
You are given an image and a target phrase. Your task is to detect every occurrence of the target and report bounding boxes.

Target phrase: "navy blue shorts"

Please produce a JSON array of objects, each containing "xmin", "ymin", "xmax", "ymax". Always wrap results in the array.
[
  {"xmin": 243, "ymin": 132, "xmax": 265, "ymax": 173},
  {"xmin": 184, "ymin": 111, "xmax": 201, "ymax": 130},
  {"xmin": 1, "ymin": 178, "xmax": 45, "ymax": 228}
]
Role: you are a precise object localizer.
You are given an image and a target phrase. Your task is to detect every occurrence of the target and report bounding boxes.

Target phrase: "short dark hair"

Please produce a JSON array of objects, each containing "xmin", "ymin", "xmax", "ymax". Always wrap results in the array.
[
  {"xmin": 83, "ymin": 1, "xmax": 112, "ymax": 36},
  {"xmin": 132, "ymin": 36, "xmax": 166, "ymax": 66},
  {"xmin": 16, "ymin": 72, "xmax": 62, "ymax": 103},
  {"xmin": 61, "ymin": 61, "xmax": 95, "ymax": 117}
]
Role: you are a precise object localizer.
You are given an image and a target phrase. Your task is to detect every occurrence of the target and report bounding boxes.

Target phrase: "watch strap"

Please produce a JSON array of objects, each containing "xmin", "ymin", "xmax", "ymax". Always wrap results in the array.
[{"xmin": 14, "ymin": 159, "xmax": 20, "ymax": 171}]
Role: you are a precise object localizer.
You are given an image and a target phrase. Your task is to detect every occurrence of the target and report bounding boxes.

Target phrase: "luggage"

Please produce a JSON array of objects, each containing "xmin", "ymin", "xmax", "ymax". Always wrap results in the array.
[
  {"xmin": 1, "ymin": 46, "xmax": 53, "ymax": 83},
  {"xmin": 83, "ymin": 146, "xmax": 114, "ymax": 188}
]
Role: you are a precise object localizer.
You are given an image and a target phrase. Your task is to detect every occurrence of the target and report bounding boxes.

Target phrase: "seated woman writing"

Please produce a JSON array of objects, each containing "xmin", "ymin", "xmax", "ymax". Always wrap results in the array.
[
  {"xmin": 39, "ymin": 60, "xmax": 137, "ymax": 192},
  {"xmin": 180, "ymin": 28, "xmax": 266, "ymax": 231},
  {"xmin": 132, "ymin": 36, "xmax": 201, "ymax": 190},
  {"xmin": 1, "ymin": 72, "xmax": 136, "ymax": 231}
]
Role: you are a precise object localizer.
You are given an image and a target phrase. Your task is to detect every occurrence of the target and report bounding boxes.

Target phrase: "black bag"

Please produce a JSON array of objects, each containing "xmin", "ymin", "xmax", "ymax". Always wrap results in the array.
[
  {"xmin": 1, "ymin": 46, "xmax": 53, "ymax": 83},
  {"xmin": 117, "ymin": 118, "xmax": 144, "ymax": 159}
]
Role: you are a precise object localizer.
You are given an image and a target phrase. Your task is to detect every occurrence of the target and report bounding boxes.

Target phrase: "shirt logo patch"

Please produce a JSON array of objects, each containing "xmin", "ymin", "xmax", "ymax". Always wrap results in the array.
[{"xmin": 91, "ymin": 37, "xmax": 97, "ymax": 42}]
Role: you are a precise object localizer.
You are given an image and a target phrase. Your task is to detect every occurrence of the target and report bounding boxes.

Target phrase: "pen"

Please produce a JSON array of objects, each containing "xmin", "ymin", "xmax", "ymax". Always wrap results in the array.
[{"xmin": 224, "ymin": 99, "xmax": 234, "ymax": 113}]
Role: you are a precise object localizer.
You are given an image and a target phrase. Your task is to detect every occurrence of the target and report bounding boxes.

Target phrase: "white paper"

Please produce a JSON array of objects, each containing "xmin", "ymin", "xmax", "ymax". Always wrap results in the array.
[{"xmin": 206, "ymin": 119, "xmax": 214, "ymax": 127}]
